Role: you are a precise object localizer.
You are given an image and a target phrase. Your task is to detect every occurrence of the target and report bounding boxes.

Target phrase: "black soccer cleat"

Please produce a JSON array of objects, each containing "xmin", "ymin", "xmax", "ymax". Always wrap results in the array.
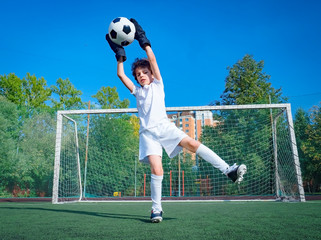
[
  {"xmin": 151, "ymin": 209, "xmax": 163, "ymax": 223},
  {"xmin": 227, "ymin": 164, "xmax": 247, "ymax": 184}
]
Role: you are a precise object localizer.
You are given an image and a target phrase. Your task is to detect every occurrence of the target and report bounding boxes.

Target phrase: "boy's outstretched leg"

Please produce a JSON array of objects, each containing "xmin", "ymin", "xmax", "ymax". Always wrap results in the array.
[
  {"xmin": 195, "ymin": 144, "xmax": 229, "ymax": 173},
  {"xmin": 197, "ymin": 144, "xmax": 247, "ymax": 183},
  {"xmin": 179, "ymin": 137, "xmax": 247, "ymax": 183}
]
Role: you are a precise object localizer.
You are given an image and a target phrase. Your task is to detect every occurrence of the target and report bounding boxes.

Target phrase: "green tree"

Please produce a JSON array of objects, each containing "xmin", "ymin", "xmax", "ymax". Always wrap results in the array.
[
  {"xmin": 301, "ymin": 103, "xmax": 321, "ymax": 192},
  {"xmin": 0, "ymin": 73, "xmax": 25, "ymax": 105},
  {"xmin": 84, "ymin": 115, "xmax": 138, "ymax": 196},
  {"xmin": 16, "ymin": 111, "xmax": 56, "ymax": 196},
  {"xmin": 0, "ymin": 73, "xmax": 51, "ymax": 108},
  {"xmin": 92, "ymin": 86, "xmax": 129, "ymax": 109},
  {"xmin": 217, "ymin": 54, "xmax": 286, "ymax": 105},
  {"xmin": 0, "ymin": 96, "xmax": 19, "ymax": 194},
  {"xmin": 200, "ymin": 115, "xmax": 269, "ymax": 196},
  {"xmin": 294, "ymin": 108, "xmax": 310, "ymax": 189},
  {"xmin": 206, "ymin": 55, "xmax": 290, "ymax": 196},
  {"xmin": 51, "ymin": 78, "xmax": 84, "ymax": 110},
  {"xmin": 24, "ymin": 73, "xmax": 52, "ymax": 108}
]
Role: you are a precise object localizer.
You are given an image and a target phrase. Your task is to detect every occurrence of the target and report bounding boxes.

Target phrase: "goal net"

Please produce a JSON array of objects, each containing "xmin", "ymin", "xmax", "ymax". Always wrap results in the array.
[{"xmin": 52, "ymin": 104, "xmax": 305, "ymax": 203}]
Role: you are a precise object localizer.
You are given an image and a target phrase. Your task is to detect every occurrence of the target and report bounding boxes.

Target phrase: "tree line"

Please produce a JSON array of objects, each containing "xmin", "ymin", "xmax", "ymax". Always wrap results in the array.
[
  {"xmin": 0, "ymin": 73, "xmax": 130, "ymax": 197},
  {"xmin": 0, "ymin": 72, "xmax": 129, "ymax": 111},
  {"xmin": 215, "ymin": 54, "xmax": 320, "ymax": 193},
  {"xmin": 216, "ymin": 54, "xmax": 321, "ymax": 193},
  {"xmin": 0, "ymin": 54, "xmax": 320, "ymax": 197}
]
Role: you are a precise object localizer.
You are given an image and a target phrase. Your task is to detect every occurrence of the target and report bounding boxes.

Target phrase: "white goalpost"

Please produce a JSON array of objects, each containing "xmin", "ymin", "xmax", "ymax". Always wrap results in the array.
[{"xmin": 52, "ymin": 104, "xmax": 305, "ymax": 204}]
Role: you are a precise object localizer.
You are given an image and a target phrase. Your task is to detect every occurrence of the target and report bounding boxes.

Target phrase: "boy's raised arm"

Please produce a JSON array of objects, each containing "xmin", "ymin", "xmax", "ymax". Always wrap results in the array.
[
  {"xmin": 130, "ymin": 18, "xmax": 162, "ymax": 81},
  {"xmin": 117, "ymin": 59, "xmax": 134, "ymax": 92},
  {"xmin": 145, "ymin": 46, "xmax": 161, "ymax": 81},
  {"xmin": 106, "ymin": 34, "xmax": 134, "ymax": 93}
]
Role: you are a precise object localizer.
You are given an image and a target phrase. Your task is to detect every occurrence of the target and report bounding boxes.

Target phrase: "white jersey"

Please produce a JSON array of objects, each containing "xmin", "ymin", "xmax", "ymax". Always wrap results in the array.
[{"xmin": 131, "ymin": 78, "xmax": 168, "ymax": 132}]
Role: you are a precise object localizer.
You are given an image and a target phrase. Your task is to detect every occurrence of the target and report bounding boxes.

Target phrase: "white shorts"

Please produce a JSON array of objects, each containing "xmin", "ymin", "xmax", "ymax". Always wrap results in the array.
[{"xmin": 139, "ymin": 121, "xmax": 188, "ymax": 164}]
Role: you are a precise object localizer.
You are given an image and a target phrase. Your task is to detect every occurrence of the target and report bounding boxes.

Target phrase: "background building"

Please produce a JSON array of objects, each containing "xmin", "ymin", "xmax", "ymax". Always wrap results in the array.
[
  {"xmin": 168, "ymin": 111, "xmax": 218, "ymax": 141},
  {"xmin": 168, "ymin": 111, "xmax": 218, "ymax": 160}
]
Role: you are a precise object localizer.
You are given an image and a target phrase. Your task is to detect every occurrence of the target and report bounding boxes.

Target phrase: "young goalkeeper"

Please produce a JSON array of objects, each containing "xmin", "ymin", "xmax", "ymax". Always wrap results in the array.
[{"xmin": 106, "ymin": 18, "xmax": 247, "ymax": 223}]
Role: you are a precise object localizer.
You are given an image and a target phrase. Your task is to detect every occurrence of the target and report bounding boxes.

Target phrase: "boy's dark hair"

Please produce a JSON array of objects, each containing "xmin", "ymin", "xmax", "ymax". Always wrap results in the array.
[{"xmin": 131, "ymin": 58, "xmax": 152, "ymax": 82}]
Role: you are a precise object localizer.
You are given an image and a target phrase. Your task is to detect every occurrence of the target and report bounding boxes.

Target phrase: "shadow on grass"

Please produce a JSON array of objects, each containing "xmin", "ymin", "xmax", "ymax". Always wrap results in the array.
[{"xmin": 1, "ymin": 206, "xmax": 176, "ymax": 223}]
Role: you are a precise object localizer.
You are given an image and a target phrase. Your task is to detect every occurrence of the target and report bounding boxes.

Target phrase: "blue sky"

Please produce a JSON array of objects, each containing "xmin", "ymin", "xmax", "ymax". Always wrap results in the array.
[{"xmin": 1, "ymin": 0, "xmax": 320, "ymax": 113}]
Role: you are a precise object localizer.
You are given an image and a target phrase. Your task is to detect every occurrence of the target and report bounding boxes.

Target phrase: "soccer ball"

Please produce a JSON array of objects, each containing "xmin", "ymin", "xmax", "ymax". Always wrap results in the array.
[{"xmin": 108, "ymin": 17, "xmax": 136, "ymax": 47}]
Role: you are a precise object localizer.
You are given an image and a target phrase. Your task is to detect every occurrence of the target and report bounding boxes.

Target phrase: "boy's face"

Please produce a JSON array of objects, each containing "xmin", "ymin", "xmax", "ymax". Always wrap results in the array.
[{"xmin": 135, "ymin": 67, "xmax": 153, "ymax": 87}]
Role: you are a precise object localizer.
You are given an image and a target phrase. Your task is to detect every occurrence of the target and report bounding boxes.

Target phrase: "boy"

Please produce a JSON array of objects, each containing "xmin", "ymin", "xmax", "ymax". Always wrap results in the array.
[{"xmin": 106, "ymin": 18, "xmax": 247, "ymax": 223}]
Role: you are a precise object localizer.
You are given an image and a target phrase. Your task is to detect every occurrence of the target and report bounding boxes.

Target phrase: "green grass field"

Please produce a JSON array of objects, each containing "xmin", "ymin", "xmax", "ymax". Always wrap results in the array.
[{"xmin": 0, "ymin": 201, "xmax": 320, "ymax": 240}]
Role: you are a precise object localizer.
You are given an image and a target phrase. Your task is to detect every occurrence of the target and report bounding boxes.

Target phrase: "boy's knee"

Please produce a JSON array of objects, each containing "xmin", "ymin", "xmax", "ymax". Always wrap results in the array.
[
  {"xmin": 151, "ymin": 164, "xmax": 163, "ymax": 175},
  {"xmin": 190, "ymin": 140, "xmax": 201, "ymax": 151},
  {"xmin": 186, "ymin": 139, "xmax": 201, "ymax": 152},
  {"xmin": 152, "ymin": 168, "xmax": 163, "ymax": 176},
  {"xmin": 179, "ymin": 137, "xmax": 201, "ymax": 152}
]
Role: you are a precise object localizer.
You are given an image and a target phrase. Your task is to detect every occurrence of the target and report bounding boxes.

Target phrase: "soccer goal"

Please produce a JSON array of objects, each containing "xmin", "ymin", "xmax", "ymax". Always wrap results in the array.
[{"xmin": 52, "ymin": 104, "xmax": 305, "ymax": 203}]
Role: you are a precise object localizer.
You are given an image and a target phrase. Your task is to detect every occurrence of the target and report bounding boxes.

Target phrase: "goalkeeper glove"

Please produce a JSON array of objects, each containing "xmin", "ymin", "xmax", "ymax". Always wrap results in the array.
[
  {"xmin": 130, "ymin": 18, "xmax": 151, "ymax": 50},
  {"xmin": 106, "ymin": 34, "xmax": 126, "ymax": 62}
]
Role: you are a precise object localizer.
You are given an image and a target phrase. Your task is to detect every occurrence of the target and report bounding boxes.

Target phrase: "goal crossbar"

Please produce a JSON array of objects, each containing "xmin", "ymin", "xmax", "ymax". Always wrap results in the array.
[{"xmin": 56, "ymin": 103, "xmax": 290, "ymax": 115}]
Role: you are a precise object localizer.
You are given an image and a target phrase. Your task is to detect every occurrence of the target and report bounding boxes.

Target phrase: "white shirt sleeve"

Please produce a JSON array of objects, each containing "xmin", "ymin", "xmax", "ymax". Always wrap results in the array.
[
  {"xmin": 131, "ymin": 85, "xmax": 137, "ymax": 96},
  {"xmin": 153, "ymin": 78, "xmax": 163, "ymax": 88}
]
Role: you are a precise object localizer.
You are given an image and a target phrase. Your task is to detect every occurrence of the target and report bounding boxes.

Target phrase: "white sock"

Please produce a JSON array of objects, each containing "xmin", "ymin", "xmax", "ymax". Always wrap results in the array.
[
  {"xmin": 196, "ymin": 144, "xmax": 229, "ymax": 174},
  {"xmin": 151, "ymin": 174, "xmax": 163, "ymax": 211}
]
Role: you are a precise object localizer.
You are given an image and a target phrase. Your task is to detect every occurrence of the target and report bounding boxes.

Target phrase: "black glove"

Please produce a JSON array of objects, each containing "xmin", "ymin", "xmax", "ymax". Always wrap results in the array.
[
  {"xmin": 106, "ymin": 34, "xmax": 126, "ymax": 62},
  {"xmin": 130, "ymin": 18, "xmax": 151, "ymax": 49}
]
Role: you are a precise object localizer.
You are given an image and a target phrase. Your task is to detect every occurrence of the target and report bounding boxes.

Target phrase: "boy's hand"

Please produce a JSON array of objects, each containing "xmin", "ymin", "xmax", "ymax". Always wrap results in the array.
[
  {"xmin": 106, "ymin": 34, "xmax": 127, "ymax": 62},
  {"xmin": 130, "ymin": 18, "xmax": 151, "ymax": 50}
]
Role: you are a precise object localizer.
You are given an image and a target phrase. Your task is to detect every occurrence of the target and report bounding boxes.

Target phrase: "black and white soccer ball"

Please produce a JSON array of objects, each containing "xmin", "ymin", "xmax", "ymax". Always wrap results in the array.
[{"xmin": 108, "ymin": 17, "xmax": 136, "ymax": 47}]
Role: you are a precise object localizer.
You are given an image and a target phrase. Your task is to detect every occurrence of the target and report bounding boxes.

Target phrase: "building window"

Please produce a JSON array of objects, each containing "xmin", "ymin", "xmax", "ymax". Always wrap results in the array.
[
  {"xmin": 185, "ymin": 129, "xmax": 189, "ymax": 133},
  {"xmin": 185, "ymin": 118, "xmax": 189, "ymax": 121},
  {"xmin": 185, "ymin": 124, "xmax": 189, "ymax": 127}
]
